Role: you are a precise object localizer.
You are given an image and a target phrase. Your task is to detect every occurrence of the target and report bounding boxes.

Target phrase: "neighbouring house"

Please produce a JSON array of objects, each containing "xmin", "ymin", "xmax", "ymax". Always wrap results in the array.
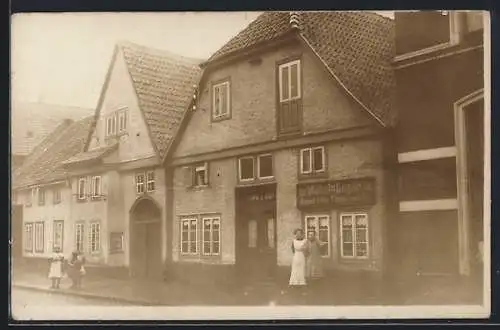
[
  {"xmin": 12, "ymin": 117, "xmax": 94, "ymax": 262},
  {"xmin": 390, "ymin": 11, "xmax": 485, "ymax": 279},
  {"xmin": 11, "ymin": 102, "xmax": 93, "ymax": 170},
  {"xmin": 59, "ymin": 41, "xmax": 201, "ymax": 279},
  {"xmin": 167, "ymin": 11, "xmax": 397, "ymax": 284}
]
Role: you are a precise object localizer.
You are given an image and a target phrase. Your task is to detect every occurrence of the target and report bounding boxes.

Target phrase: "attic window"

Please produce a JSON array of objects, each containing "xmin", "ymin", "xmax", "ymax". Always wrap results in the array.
[{"xmin": 106, "ymin": 107, "xmax": 128, "ymax": 138}]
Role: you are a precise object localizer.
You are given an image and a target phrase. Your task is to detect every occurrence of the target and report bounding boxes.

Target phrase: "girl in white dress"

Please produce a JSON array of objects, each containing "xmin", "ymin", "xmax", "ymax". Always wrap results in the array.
[
  {"xmin": 48, "ymin": 247, "xmax": 64, "ymax": 289},
  {"xmin": 289, "ymin": 228, "xmax": 309, "ymax": 287}
]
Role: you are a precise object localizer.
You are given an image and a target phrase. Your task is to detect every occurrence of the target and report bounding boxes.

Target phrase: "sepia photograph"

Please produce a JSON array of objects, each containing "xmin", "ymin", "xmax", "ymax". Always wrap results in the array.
[{"xmin": 9, "ymin": 10, "xmax": 490, "ymax": 320}]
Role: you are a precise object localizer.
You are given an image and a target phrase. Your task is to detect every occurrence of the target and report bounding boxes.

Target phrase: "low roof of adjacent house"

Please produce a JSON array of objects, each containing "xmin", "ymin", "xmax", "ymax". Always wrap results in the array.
[
  {"xmin": 83, "ymin": 41, "xmax": 203, "ymax": 161},
  {"xmin": 11, "ymin": 102, "xmax": 94, "ymax": 156},
  {"xmin": 12, "ymin": 116, "xmax": 95, "ymax": 189},
  {"xmin": 203, "ymin": 11, "xmax": 396, "ymax": 127}
]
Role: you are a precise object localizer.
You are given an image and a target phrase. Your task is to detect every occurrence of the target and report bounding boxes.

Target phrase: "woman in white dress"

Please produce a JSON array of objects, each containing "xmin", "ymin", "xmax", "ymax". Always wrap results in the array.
[
  {"xmin": 48, "ymin": 247, "xmax": 64, "ymax": 289},
  {"xmin": 289, "ymin": 228, "xmax": 309, "ymax": 287}
]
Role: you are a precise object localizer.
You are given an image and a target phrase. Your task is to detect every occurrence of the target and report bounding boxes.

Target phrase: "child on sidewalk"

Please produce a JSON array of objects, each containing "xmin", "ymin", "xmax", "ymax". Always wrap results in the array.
[{"xmin": 48, "ymin": 247, "xmax": 64, "ymax": 289}]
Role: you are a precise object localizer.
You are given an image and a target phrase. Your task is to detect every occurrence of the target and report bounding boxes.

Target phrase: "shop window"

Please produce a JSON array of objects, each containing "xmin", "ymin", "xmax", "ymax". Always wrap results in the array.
[
  {"xmin": 53, "ymin": 220, "xmax": 64, "ymax": 252},
  {"xmin": 180, "ymin": 218, "xmax": 198, "ymax": 255},
  {"xmin": 24, "ymin": 223, "xmax": 33, "ymax": 252},
  {"xmin": 340, "ymin": 213, "xmax": 369, "ymax": 259},
  {"xmin": 34, "ymin": 222, "xmax": 44, "ymax": 253},
  {"xmin": 202, "ymin": 216, "xmax": 221, "ymax": 256},
  {"xmin": 75, "ymin": 222, "xmax": 85, "ymax": 253},
  {"xmin": 89, "ymin": 222, "xmax": 101, "ymax": 254},
  {"xmin": 305, "ymin": 215, "xmax": 330, "ymax": 257},
  {"xmin": 212, "ymin": 80, "xmax": 231, "ymax": 121},
  {"xmin": 300, "ymin": 146, "xmax": 326, "ymax": 175}
]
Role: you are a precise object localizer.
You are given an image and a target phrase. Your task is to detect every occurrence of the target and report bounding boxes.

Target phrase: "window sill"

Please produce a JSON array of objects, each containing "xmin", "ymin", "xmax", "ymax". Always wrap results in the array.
[
  {"xmin": 188, "ymin": 185, "xmax": 210, "ymax": 191},
  {"xmin": 211, "ymin": 115, "xmax": 231, "ymax": 123},
  {"xmin": 90, "ymin": 196, "xmax": 105, "ymax": 202},
  {"xmin": 298, "ymin": 171, "xmax": 328, "ymax": 181},
  {"xmin": 76, "ymin": 198, "xmax": 88, "ymax": 203}
]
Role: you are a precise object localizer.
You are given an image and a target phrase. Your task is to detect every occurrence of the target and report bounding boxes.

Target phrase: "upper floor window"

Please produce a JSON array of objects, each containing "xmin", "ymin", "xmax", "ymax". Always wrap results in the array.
[
  {"xmin": 277, "ymin": 59, "xmax": 302, "ymax": 134},
  {"xmin": 78, "ymin": 177, "xmax": 87, "ymax": 200},
  {"xmin": 25, "ymin": 188, "xmax": 34, "ymax": 207},
  {"xmin": 340, "ymin": 213, "xmax": 369, "ymax": 259},
  {"xmin": 106, "ymin": 108, "xmax": 128, "ymax": 138},
  {"xmin": 146, "ymin": 170, "xmax": 155, "ymax": 192},
  {"xmin": 53, "ymin": 188, "xmax": 62, "ymax": 204},
  {"xmin": 136, "ymin": 173, "xmax": 145, "ymax": 194},
  {"xmin": 300, "ymin": 146, "xmax": 326, "ymax": 175},
  {"xmin": 91, "ymin": 176, "xmax": 102, "ymax": 199},
  {"xmin": 212, "ymin": 80, "xmax": 231, "ymax": 121},
  {"xmin": 37, "ymin": 188, "xmax": 46, "ymax": 206},
  {"xmin": 279, "ymin": 60, "xmax": 301, "ymax": 102},
  {"xmin": 238, "ymin": 154, "xmax": 274, "ymax": 182},
  {"xmin": 136, "ymin": 170, "xmax": 156, "ymax": 194}
]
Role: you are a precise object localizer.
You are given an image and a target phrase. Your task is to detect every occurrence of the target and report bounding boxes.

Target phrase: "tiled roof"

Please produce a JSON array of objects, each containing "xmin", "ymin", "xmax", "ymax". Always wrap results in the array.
[
  {"xmin": 11, "ymin": 102, "xmax": 94, "ymax": 156},
  {"xmin": 204, "ymin": 11, "xmax": 396, "ymax": 127},
  {"xmin": 12, "ymin": 116, "xmax": 95, "ymax": 189},
  {"xmin": 119, "ymin": 41, "xmax": 203, "ymax": 158},
  {"xmin": 62, "ymin": 141, "xmax": 118, "ymax": 165}
]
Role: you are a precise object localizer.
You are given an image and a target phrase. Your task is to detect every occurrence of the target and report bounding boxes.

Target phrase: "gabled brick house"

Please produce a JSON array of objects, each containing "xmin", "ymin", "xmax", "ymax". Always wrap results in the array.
[
  {"xmin": 60, "ymin": 41, "xmax": 201, "ymax": 278},
  {"xmin": 167, "ymin": 12, "xmax": 397, "ymax": 283}
]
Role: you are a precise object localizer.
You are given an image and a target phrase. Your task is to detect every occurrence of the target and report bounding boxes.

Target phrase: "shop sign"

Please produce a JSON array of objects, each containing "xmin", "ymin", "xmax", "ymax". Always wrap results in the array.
[{"xmin": 297, "ymin": 177, "xmax": 376, "ymax": 209}]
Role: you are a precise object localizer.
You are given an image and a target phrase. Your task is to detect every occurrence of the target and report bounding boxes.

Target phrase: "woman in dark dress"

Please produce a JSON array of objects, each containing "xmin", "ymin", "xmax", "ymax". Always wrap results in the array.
[{"xmin": 68, "ymin": 251, "xmax": 85, "ymax": 289}]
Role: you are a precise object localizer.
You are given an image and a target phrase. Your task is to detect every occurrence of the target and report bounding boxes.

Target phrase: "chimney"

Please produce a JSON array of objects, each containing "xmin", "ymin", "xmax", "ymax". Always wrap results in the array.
[{"xmin": 289, "ymin": 11, "xmax": 301, "ymax": 30}]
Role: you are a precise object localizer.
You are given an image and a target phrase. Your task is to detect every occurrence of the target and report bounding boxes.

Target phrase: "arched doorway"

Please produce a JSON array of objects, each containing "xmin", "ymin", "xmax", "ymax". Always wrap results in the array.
[{"xmin": 129, "ymin": 197, "xmax": 162, "ymax": 279}]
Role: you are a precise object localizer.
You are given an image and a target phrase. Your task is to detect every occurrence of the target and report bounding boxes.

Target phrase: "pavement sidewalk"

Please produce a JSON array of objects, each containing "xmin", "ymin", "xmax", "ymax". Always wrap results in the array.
[{"xmin": 11, "ymin": 266, "xmax": 484, "ymax": 306}]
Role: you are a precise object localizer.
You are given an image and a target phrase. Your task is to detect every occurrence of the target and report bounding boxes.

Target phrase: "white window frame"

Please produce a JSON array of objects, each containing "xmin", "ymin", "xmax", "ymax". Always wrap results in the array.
[
  {"xmin": 37, "ymin": 187, "xmax": 45, "ymax": 206},
  {"xmin": 300, "ymin": 146, "xmax": 326, "ymax": 174},
  {"xmin": 24, "ymin": 223, "xmax": 33, "ymax": 252},
  {"xmin": 394, "ymin": 11, "xmax": 460, "ymax": 62},
  {"xmin": 257, "ymin": 154, "xmax": 274, "ymax": 179},
  {"xmin": 180, "ymin": 218, "xmax": 198, "ymax": 255},
  {"xmin": 194, "ymin": 163, "xmax": 208, "ymax": 187},
  {"xmin": 88, "ymin": 221, "xmax": 101, "ymax": 254},
  {"xmin": 117, "ymin": 108, "xmax": 128, "ymax": 133},
  {"xmin": 340, "ymin": 212, "xmax": 370, "ymax": 259},
  {"xmin": 212, "ymin": 81, "xmax": 231, "ymax": 120},
  {"xmin": 146, "ymin": 170, "xmax": 156, "ymax": 192},
  {"xmin": 202, "ymin": 216, "xmax": 221, "ymax": 256},
  {"xmin": 305, "ymin": 215, "xmax": 331, "ymax": 258},
  {"xmin": 34, "ymin": 221, "xmax": 44, "ymax": 253},
  {"xmin": 238, "ymin": 156, "xmax": 255, "ymax": 182},
  {"xmin": 78, "ymin": 177, "xmax": 86, "ymax": 200},
  {"xmin": 279, "ymin": 59, "xmax": 301, "ymax": 102},
  {"xmin": 53, "ymin": 188, "xmax": 62, "ymax": 204},
  {"xmin": 52, "ymin": 220, "xmax": 64, "ymax": 252},
  {"xmin": 136, "ymin": 173, "xmax": 145, "ymax": 194},
  {"xmin": 75, "ymin": 222, "xmax": 85, "ymax": 253},
  {"xmin": 91, "ymin": 176, "xmax": 101, "ymax": 199}
]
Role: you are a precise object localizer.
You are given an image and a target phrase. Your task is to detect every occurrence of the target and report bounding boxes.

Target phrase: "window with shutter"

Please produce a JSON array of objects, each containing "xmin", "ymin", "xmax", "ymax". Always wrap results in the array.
[{"xmin": 278, "ymin": 59, "xmax": 302, "ymax": 135}]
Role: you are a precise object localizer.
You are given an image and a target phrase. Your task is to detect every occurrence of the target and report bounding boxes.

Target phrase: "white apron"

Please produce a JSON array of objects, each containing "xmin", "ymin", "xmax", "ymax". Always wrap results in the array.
[
  {"xmin": 48, "ymin": 253, "xmax": 64, "ymax": 279},
  {"xmin": 289, "ymin": 239, "xmax": 308, "ymax": 286}
]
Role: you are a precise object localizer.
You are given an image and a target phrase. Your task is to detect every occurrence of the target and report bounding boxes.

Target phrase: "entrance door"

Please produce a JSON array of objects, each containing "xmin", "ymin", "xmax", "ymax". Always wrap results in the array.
[
  {"xmin": 465, "ymin": 100, "xmax": 484, "ymax": 276},
  {"xmin": 236, "ymin": 184, "xmax": 277, "ymax": 281},
  {"xmin": 130, "ymin": 198, "xmax": 162, "ymax": 279}
]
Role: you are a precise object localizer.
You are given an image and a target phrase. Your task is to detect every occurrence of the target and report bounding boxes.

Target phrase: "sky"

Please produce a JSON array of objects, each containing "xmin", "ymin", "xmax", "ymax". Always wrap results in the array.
[{"xmin": 11, "ymin": 11, "xmax": 394, "ymax": 110}]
